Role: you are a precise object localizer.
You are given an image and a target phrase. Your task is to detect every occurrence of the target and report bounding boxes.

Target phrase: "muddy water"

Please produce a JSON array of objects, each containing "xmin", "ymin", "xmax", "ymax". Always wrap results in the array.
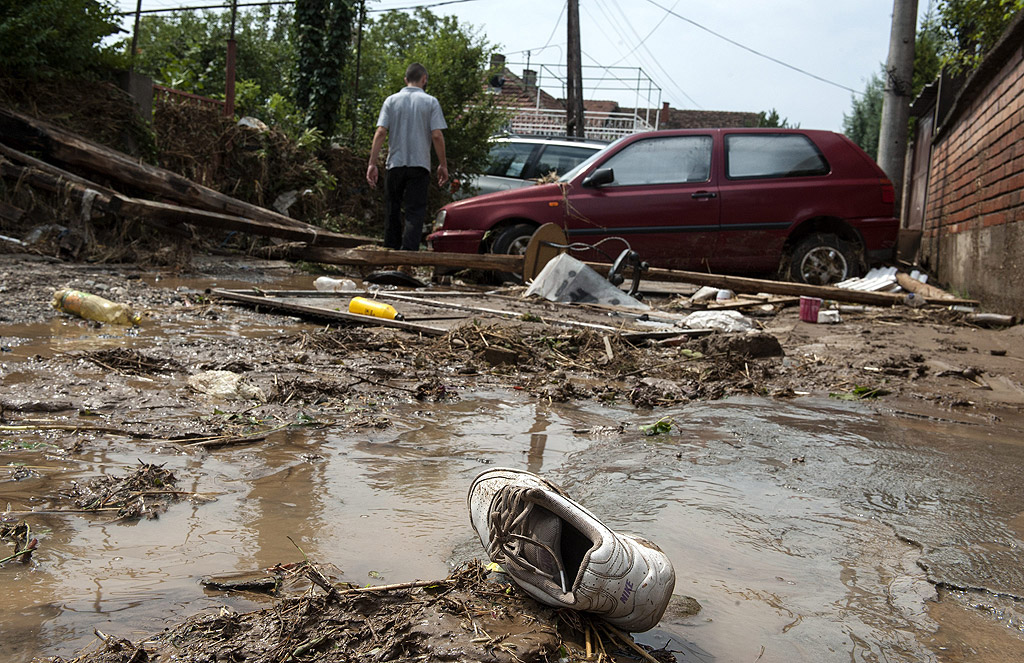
[{"xmin": 3, "ymin": 294, "xmax": 1024, "ymax": 661}]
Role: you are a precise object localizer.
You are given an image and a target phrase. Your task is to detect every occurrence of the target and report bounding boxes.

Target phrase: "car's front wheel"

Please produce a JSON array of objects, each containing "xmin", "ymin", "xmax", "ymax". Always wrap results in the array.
[
  {"xmin": 489, "ymin": 223, "xmax": 536, "ymax": 283},
  {"xmin": 491, "ymin": 223, "xmax": 536, "ymax": 256},
  {"xmin": 788, "ymin": 233, "xmax": 862, "ymax": 285}
]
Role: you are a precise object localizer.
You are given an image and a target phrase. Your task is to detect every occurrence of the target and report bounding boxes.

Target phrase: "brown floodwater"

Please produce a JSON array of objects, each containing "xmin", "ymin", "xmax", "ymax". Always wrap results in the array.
[{"xmin": 3, "ymin": 286, "xmax": 1024, "ymax": 662}]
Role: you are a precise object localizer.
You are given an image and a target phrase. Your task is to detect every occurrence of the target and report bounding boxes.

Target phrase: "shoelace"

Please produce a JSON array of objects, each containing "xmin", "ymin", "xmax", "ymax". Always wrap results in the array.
[{"xmin": 487, "ymin": 486, "xmax": 570, "ymax": 593}]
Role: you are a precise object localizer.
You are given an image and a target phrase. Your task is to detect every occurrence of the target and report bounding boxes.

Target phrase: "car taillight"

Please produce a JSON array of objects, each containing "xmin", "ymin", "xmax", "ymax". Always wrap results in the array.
[{"xmin": 880, "ymin": 178, "xmax": 895, "ymax": 204}]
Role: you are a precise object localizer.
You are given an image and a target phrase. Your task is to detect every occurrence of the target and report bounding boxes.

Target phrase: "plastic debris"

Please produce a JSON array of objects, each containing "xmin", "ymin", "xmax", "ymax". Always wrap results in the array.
[
  {"xmin": 524, "ymin": 254, "xmax": 649, "ymax": 310},
  {"xmin": 349, "ymin": 296, "xmax": 404, "ymax": 320},
  {"xmin": 314, "ymin": 276, "xmax": 358, "ymax": 292},
  {"xmin": 679, "ymin": 310, "xmax": 754, "ymax": 333},
  {"xmin": 188, "ymin": 370, "xmax": 266, "ymax": 401},
  {"xmin": 52, "ymin": 288, "xmax": 140, "ymax": 325}
]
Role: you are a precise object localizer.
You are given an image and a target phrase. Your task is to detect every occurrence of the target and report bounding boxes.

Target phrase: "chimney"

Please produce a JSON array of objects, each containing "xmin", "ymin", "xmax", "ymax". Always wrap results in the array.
[
  {"xmin": 489, "ymin": 53, "xmax": 506, "ymax": 72},
  {"xmin": 523, "ymin": 69, "xmax": 537, "ymax": 90},
  {"xmin": 661, "ymin": 101, "xmax": 670, "ymax": 127}
]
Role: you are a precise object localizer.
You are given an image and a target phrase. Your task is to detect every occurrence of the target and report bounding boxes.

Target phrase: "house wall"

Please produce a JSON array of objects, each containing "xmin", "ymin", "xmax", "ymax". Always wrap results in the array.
[{"xmin": 920, "ymin": 22, "xmax": 1024, "ymax": 315}]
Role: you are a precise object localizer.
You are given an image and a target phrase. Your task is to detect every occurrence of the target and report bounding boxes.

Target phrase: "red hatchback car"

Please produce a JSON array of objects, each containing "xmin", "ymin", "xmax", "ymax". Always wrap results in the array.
[{"xmin": 427, "ymin": 129, "xmax": 898, "ymax": 284}]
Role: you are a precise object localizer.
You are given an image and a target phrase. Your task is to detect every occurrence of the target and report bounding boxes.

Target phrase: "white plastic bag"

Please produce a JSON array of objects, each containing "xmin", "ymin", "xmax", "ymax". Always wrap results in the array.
[{"xmin": 524, "ymin": 254, "xmax": 649, "ymax": 310}]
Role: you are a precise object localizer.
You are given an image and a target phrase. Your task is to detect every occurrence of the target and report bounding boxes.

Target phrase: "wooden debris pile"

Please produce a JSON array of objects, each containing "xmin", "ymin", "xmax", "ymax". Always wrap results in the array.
[{"xmin": 0, "ymin": 105, "xmax": 377, "ymax": 261}]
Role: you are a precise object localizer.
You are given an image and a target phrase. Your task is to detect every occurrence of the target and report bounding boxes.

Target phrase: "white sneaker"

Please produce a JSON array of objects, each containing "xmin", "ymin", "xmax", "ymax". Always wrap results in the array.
[{"xmin": 467, "ymin": 467, "xmax": 675, "ymax": 632}]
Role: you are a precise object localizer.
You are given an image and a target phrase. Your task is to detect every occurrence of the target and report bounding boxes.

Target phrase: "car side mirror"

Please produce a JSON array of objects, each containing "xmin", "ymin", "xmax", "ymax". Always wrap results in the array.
[{"xmin": 582, "ymin": 168, "xmax": 614, "ymax": 188}]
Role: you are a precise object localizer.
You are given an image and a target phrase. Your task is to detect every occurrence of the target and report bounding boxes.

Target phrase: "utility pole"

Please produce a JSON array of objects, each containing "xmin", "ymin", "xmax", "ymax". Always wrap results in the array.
[
  {"xmin": 877, "ymin": 0, "xmax": 918, "ymax": 209},
  {"xmin": 566, "ymin": 0, "xmax": 585, "ymax": 138},
  {"xmin": 224, "ymin": 0, "xmax": 238, "ymax": 118}
]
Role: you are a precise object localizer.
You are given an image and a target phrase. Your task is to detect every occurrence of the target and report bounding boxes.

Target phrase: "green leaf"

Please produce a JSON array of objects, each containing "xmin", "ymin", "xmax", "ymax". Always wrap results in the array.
[{"xmin": 639, "ymin": 417, "xmax": 673, "ymax": 436}]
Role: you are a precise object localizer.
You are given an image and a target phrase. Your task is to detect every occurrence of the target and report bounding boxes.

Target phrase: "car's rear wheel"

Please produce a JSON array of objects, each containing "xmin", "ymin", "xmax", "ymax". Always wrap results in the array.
[
  {"xmin": 490, "ymin": 223, "xmax": 536, "ymax": 283},
  {"xmin": 789, "ymin": 233, "xmax": 862, "ymax": 285}
]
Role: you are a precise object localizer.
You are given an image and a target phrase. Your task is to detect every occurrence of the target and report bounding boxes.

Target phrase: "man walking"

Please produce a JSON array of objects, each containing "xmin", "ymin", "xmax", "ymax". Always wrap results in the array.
[{"xmin": 366, "ymin": 63, "xmax": 449, "ymax": 251}]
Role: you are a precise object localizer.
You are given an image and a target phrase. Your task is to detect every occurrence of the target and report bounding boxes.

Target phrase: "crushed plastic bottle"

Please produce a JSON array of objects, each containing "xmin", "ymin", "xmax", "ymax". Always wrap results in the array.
[
  {"xmin": 314, "ymin": 276, "xmax": 358, "ymax": 292},
  {"xmin": 348, "ymin": 296, "xmax": 404, "ymax": 320},
  {"xmin": 52, "ymin": 288, "xmax": 141, "ymax": 326}
]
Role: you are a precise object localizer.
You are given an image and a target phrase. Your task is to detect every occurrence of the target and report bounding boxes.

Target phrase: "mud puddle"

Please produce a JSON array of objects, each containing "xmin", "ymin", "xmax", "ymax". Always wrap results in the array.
[{"xmin": 3, "ymin": 392, "xmax": 1024, "ymax": 662}]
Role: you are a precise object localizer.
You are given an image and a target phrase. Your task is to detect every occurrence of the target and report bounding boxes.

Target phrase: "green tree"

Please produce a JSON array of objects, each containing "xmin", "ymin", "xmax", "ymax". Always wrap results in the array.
[
  {"xmin": 354, "ymin": 8, "xmax": 507, "ymax": 187},
  {"xmin": 294, "ymin": 0, "xmax": 353, "ymax": 138},
  {"xmin": 843, "ymin": 11, "xmax": 944, "ymax": 159},
  {"xmin": 130, "ymin": 7, "xmax": 294, "ymax": 102},
  {"xmin": 0, "ymin": 0, "xmax": 124, "ymax": 78},
  {"xmin": 755, "ymin": 108, "xmax": 796, "ymax": 128},
  {"xmin": 937, "ymin": 0, "xmax": 1024, "ymax": 73},
  {"xmin": 843, "ymin": 73, "xmax": 884, "ymax": 160}
]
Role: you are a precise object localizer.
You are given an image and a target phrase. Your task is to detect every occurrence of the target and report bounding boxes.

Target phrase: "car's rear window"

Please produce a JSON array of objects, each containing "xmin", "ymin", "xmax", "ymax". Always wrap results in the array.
[
  {"xmin": 530, "ymin": 144, "xmax": 600, "ymax": 178},
  {"xmin": 485, "ymin": 142, "xmax": 536, "ymax": 177},
  {"xmin": 725, "ymin": 134, "xmax": 829, "ymax": 179}
]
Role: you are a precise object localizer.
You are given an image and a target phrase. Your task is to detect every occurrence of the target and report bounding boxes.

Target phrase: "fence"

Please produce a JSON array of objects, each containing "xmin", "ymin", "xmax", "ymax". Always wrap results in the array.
[
  {"xmin": 153, "ymin": 84, "xmax": 226, "ymax": 114},
  {"xmin": 502, "ymin": 107, "xmax": 656, "ymax": 141}
]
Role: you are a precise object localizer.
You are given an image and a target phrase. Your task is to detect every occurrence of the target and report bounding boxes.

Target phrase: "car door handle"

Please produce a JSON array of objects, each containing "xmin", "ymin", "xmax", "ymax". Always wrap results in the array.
[{"xmin": 691, "ymin": 191, "xmax": 717, "ymax": 199}]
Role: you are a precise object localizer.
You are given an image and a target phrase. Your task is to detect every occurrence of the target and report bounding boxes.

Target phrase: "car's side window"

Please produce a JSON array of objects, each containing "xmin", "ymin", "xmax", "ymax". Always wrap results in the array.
[
  {"xmin": 532, "ymin": 145, "xmax": 599, "ymax": 178},
  {"xmin": 600, "ymin": 136, "xmax": 712, "ymax": 186},
  {"xmin": 485, "ymin": 142, "xmax": 536, "ymax": 177},
  {"xmin": 725, "ymin": 134, "xmax": 829, "ymax": 179}
]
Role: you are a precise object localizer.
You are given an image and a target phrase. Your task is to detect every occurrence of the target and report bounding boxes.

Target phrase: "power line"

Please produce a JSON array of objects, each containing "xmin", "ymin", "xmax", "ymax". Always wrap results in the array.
[
  {"xmin": 586, "ymin": 0, "xmax": 698, "ymax": 108},
  {"xmin": 640, "ymin": 0, "xmax": 861, "ymax": 95},
  {"xmin": 116, "ymin": 0, "xmax": 487, "ymax": 16},
  {"xmin": 604, "ymin": 0, "xmax": 699, "ymax": 107}
]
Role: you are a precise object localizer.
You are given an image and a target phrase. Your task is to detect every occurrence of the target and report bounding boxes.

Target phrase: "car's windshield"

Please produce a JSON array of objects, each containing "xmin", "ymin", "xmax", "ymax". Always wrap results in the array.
[{"xmin": 557, "ymin": 136, "xmax": 627, "ymax": 182}]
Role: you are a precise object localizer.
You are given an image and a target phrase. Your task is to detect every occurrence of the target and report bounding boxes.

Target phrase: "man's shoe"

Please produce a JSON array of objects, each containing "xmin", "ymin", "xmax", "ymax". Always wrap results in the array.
[{"xmin": 467, "ymin": 467, "xmax": 675, "ymax": 632}]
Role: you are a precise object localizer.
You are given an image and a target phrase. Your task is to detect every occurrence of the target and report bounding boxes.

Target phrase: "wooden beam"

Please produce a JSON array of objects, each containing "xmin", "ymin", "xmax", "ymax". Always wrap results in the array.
[
  {"xmin": 210, "ymin": 288, "xmax": 447, "ymax": 336},
  {"xmin": 111, "ymin": 197, "xmax": 361, "ymax": 246},
  {"xmin": 582, "ymin": 262, "xmax": 981, "ymax": 307},
  {"xmin": 0, "ymin": 107, "xmax": 377, "ymax": 248},
  {"xmin": 0, "ymin": 157, "xmax": 116, "ymax": 217},
  {"xmin": 293, "ymin": 246, "xmax": 523, "ymax": 271},
  {"xmin": 895, "ymin": 272, "xmax": 956, "ymax": 300}
]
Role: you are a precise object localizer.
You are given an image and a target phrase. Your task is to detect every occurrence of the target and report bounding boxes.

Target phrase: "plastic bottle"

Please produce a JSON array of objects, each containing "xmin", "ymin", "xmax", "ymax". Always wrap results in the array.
[
  {"xmin": 314, "ymin": 276, "xmax": 357, "ymax": 292},
  {"xmin": 348, "ymin": 296, "xmax": 404, "ymax": 320},
  {"xmin": 52, "ymin": 289, "xmax": 141, "ymax": 325}
]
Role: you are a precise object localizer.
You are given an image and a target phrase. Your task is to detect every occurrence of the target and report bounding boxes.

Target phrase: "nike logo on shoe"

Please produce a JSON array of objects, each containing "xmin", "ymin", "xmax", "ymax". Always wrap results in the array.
[{"xmin": 620, "ymin": 579, "xmax": 634, "ymax": 603}]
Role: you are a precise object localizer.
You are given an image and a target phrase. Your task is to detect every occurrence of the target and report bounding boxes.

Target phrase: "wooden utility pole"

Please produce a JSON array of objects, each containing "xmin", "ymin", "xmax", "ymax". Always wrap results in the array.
[
  {"xmin": 566, "ymin": 0, "xmax": 585, "ymax": 138},
  {"xmin": 224, "ymin": 0, "xmax": 238, "ymax": 118},
  {"xmin": 877, "ymin": 0, "xmax": 918, "ymax": 207}
]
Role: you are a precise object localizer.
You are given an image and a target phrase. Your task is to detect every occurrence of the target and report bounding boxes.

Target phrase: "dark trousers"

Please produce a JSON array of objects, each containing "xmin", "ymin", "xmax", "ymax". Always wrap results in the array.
[{"xmin": 384, "ymin": 166, "xmax": 430, "ymax": 251}]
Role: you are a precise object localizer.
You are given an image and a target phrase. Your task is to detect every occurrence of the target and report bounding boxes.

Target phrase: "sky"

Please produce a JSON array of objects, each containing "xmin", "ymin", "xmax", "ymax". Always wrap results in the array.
[{"xmin": 114, "ymin": 0, "xmax": 935, "ymax": 133}]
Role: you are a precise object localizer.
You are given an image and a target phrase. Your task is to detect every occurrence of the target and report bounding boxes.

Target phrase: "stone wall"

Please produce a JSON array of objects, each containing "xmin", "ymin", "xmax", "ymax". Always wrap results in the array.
[{"xmin": 920, "ymin": 14, "xmax": 1024, "ymax": 314}]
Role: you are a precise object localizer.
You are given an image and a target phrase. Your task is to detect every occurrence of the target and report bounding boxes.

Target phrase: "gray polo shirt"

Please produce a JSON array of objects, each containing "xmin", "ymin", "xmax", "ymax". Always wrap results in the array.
[{"xmin": 376, "ymin": 86, "xmax": 447, "ymax": 171}]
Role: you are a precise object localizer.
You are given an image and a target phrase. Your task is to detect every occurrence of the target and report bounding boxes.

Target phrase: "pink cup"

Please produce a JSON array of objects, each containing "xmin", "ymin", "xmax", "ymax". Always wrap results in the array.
[{"xmin": 799, "ymin": 296, "xmax": 822, "ymax": 323}]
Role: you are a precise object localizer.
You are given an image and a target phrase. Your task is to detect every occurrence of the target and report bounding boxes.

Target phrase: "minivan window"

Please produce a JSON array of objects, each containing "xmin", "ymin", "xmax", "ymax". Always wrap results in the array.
[
  {"xmin": 599, "ymin": 135, "xmax": 712, "ymax": 186},
  {"xmin": 725, "ymin": 134, "xmax": 829, "ymax": 179},
  {"xmin": 485, "ymin": 142, "xmax": 536, "ymax": 177},
  {"xmin": 531, "ymin": 144, "xmax": 601, "ymax": 178}
]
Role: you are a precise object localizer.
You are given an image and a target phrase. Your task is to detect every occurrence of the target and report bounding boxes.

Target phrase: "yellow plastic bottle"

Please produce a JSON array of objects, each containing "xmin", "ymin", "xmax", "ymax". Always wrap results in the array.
[
  {"xmin": 348, "ymin": 296, "xmax": 403, "ymax": 321},
  {"xmin": 52, "ymin": 289, "xmax": 141, "ymax": 326}
]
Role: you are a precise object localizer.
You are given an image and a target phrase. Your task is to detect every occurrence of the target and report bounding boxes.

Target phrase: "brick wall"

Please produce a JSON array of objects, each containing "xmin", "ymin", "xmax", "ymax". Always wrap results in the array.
[{"xmin": 920, "ymin": 14, "xmax": 1024, "ymax": 314}]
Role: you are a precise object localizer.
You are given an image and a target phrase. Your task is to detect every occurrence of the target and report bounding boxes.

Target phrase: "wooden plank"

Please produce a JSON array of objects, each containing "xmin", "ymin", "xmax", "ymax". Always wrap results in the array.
[
  {"xmin": 0, "ymin": 157, "xmax": 115, "ymax": 217},
  {"xmin": 210, "ymin": 288, "xmax": 447, "ymax": 336},
  {"xmin": 895, "ymin": 272, "xmax": 956, "ymax": 300},
  {"xmin": 112, "ymin": 197, "xmax": 351, "ymax": 245},
  {"xmin": 294, "ymin": 246, "xmax": 522, "ymax": 271},
  {"xmin": 375, "ymin": 292, "xmax": 627, "ymax": 333},
  {"xmin": 295, "ymin": 244, "xmax": 980, "ymax": 308},
  {"xmin": 582, "ymin": 262, "xmax": 981, "ymax": 307},
  {"xmin": 0, "ymin": 107, "xmax": 377, "ymax": 248}
]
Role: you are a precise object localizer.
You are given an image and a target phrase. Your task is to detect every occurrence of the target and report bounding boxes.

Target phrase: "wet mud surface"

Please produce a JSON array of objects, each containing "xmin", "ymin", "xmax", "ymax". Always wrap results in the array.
[{"xmin": 2, "ymin": 253, "xmax": 1024, "ymax": 662}]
